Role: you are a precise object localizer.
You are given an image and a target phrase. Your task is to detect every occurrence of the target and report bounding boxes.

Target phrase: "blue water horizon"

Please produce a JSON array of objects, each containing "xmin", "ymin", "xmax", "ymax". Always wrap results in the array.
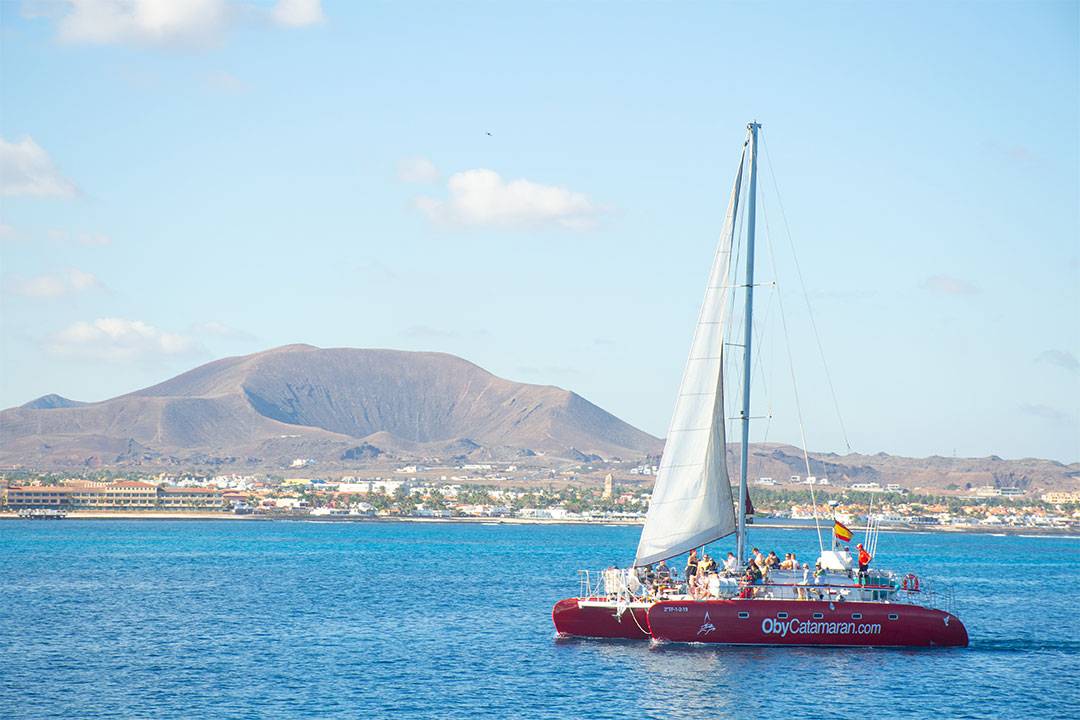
[{"xmin": 2, "ymin": 520, "xmax": 1077, "ymax": 719}]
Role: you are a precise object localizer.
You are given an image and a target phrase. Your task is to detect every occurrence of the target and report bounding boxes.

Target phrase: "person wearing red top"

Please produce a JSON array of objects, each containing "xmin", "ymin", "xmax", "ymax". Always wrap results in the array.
[{"xmin": 856, "ymin": 543, "xmax": 872, "ymax": 584}]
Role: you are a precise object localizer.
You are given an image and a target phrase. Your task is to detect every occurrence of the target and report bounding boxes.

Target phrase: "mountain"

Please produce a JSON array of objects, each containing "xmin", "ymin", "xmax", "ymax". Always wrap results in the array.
[
  {"xmin": 0, "ymin": 345, "xmax": 663, "ymax": 469},
  {"xmin": 734, "ymin": 443, "xmax": 1080, "ymax": 494},
  {"xmin": 21, "ymin": 394, "xmax": 86, "ymax": 410}
]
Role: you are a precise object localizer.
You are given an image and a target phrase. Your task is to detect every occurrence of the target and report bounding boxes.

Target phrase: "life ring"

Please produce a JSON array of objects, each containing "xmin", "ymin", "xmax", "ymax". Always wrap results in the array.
[{"xmin": 902, "ymin": 573, "xmax": 920, "ymax": 592}]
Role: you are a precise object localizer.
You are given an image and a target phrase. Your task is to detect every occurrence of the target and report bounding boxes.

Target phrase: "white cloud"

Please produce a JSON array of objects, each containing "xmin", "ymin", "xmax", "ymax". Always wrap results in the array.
[
  {"xmin": 922, "ymin": 274, "xmax": 980, "ymax": 296},
  {"xmin": 1019, "ymin": 403, "xmax": 1075, "ymax": 425},
  {"xmin": 47, "ymin": 318, "xmax": 197, "ymax": 361},
  {"xmin": 0, "ymin": 136, "xmax": 79, "ymax": 198},
  {"xmin": 45, "ymin": 0, "xmax": 324, "ymax": 48},
  {"xmin": 397, "ymin": 156, "xmax": 439, "ymax": 184},
  {"xmin": 355, "ymin": 257, "xmax": 399, "ymax": 282},
  {"xmin": 1036, "ymin": 349, "xmax": 1080, "ymax": 375},
  {"xmin": 415, "ymin": 169, "xmax": 602, "ymax": 230},
  {"xmin": 271, "ymin": 0, "xmax": 324, "ymax": 27},
  {"xmin": 56, "ymin": 0, "xmax": 231, "ymax": 47},
  {"xmin": 0, "ymin": 223, "xmax": 15, "ymax": 241},
  {"xmin": 5, "ymin": 268, "xmax": 105, "ymax": 298}
]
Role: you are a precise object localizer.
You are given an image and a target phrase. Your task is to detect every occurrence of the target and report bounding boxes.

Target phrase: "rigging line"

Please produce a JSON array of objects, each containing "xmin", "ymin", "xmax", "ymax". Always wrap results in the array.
[
  {"xmin": 732, "ymin": 175, "xmax": 750, "ymax": 395},
  {"xmin": 754, "ymin": 283, "xmax": 778, "ymax": 444},
  {"xmin": 758, "ymin": 181, "xmax": 825, "ymax": 555},
  {"xmin": 761, "ymin": 131, "xmax": 852, "ymax": 454},
  {"xmin": 749, "ymin": 279, "xmax": 777, "ymax": 415},
  {"xmin": 732, "ymin": 274, "xmax": 776, "ymax": 453},
  {"xmin": 724, "ymin": 162, "xmax": 750, "ymax": 429},
  {"xmin": 865, "ymin": 493, "xmax": 874, "ymax": 547}
]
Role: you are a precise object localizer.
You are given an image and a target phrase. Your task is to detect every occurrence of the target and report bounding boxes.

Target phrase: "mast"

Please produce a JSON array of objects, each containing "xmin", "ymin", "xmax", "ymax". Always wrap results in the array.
[{"xmin": 736, "ymin": 121, "xmax": 760, "ymax": 566}]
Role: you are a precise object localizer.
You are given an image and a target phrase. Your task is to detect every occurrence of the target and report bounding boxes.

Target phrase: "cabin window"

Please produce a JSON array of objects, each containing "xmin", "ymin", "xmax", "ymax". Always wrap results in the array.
[
  {"xmin": 738, "ymin": 611, "xmax": 750, "ymax": 619},
  {"xmin": 888, "ymin": 613, "xmax": 899, "ymax": 621},
  {"xmin": 851, "ymin": 613, "xmax": 863, "ymax": 620},
  {"xmin": 813, "ymin": 613, "xmax": 824, "ymax": 619},
  {"xmin": 777, "ymin": 612, "xmax": 788, "ymax": 619}
]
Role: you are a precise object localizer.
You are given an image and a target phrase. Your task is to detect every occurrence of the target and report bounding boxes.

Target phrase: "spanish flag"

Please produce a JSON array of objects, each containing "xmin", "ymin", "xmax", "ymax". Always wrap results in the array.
[{"xmin": 833, "ymin": 520, "xmax": 853, "ymax": 542}]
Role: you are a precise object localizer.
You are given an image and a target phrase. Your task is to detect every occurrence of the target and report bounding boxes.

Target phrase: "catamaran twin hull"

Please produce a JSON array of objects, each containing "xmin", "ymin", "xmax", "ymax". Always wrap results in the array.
[
  {"xmin": 553, "ymin": 597, "xmax": 969, "ymax": 647},
  {"xmin": 550, "ymin": 122, "xmax": 969, "ymax": 649}
]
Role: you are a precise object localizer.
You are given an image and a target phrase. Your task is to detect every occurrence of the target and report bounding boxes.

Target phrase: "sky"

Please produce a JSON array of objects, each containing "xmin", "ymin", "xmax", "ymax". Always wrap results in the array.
[{"xmin": 1, "ymin": 0, "xmax": 1077, "ymax": 463}]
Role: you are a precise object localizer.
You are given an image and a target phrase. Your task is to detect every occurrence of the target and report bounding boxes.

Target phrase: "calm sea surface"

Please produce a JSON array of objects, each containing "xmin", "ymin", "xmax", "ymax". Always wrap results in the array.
[{"xmin": 2, "ymin": 520, "xmax": 1078, "ymax": 719}]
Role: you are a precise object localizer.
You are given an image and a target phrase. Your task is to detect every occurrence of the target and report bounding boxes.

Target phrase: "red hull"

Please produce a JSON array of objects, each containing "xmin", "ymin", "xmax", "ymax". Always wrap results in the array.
[
  {"xmin": 551, "ymin": 597, "xmax": 968, "ymax": 647},
  {"xmin": 552, "ymin": 598, "xmax": 651, "ymax": 640},
  {"xmin": 647, "ymin": 599, "xmax": 968, "ymax": 647}
]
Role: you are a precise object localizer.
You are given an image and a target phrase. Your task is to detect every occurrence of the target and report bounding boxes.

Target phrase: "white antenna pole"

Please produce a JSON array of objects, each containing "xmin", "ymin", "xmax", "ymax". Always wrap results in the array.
[
  {"xmin": 865, "ymin": 493, "xmax": 874, "ymax": 543},
  {"xmin": 736, "ymin": 120, "xmax": 760, "ymax": 567}
]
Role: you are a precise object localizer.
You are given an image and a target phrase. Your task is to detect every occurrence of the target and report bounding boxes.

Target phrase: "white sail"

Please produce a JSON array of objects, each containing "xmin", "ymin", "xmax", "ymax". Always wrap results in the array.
[{"xmin": 634, "ymin": 144, "xmax": 746, "ymax": 567}]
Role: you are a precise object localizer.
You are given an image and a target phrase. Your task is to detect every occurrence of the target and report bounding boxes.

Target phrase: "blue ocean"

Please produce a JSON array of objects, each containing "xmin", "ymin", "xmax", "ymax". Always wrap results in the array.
[{"xmin": 2, "ymin": 520, "xmax": 1078, "ymax": 719}]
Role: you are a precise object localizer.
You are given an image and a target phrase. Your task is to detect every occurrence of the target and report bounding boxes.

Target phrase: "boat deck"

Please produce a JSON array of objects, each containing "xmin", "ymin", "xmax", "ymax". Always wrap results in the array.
[{"xmin": 579, "ymin": 566, "xmax": 952, "ymax": 612}]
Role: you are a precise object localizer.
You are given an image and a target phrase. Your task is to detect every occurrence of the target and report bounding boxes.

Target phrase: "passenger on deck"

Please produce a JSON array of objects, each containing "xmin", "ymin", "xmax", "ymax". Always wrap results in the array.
[
  {"xmin": 749, "ymin": 561, "xmax": 763, "ymax": 584},
  {"xmin": 766, "ymin": 551, "xmax": 780, "ymax": 569},
  {"xmin": 796, "ymin": 562, "xmax": 811, "ymax": 600},
  {"xmin": 857, "ymin": 543, "xmax": 872, "ymax": 584},
  {"xmin": 779, "ymin": 553, "xmax": 795, "ymax": 570},
  {"xmin": 691, "ymin": 571, "xmax": 709, "ymax": 600},
  {"xmin": 686, "ymin": 549, "xmax": 699, "ymax": 585},
  {"xmin": 813, "ymin": 561, "xmax": 827, "ymax": 600},
  {"xmin": 738, "ymin": 567, "xmax": 755, "ymax": 599},
  {"xmin": 752, "ymin": 547, "xmax": 765, "ymax": 568},
  {"xmin": 699, "ymin": 553, "xmax": 717, "ymax": 575},
  {"xmin": 723, "ymin": 551, "xmax": 738, "ymax": 575},
  {"xmin": 656, "ymin": 560, "xmax": 670, "ymax": 585},
  {"xmin": 705, "ymin": 571, "xmax": 721, "ymax": 599}
]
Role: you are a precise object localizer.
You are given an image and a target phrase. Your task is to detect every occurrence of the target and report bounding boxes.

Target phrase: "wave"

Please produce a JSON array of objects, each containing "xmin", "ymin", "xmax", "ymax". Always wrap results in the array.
[{"xmin": 970, "ymin": 638, "xmax": 1080, "ymax": 653}]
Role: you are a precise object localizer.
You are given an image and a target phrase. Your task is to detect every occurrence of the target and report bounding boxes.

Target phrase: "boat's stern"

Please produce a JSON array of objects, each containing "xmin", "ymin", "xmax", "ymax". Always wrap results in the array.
[{"xmin": 552, "ymin": 597, "xmax": 651, "ymax": 640}]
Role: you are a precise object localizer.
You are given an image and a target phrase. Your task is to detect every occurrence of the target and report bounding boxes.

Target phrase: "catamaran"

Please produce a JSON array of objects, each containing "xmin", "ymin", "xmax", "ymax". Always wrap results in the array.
[{"xmin": 552, "ymin": 121, "xmax": 968, "ymax": 647}]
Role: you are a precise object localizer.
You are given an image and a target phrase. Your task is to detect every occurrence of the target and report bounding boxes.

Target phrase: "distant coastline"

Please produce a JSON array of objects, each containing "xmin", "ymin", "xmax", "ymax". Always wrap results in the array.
[{"xmin": 2, "ymin": 512, "xmax": 1077, "ymax": 537}]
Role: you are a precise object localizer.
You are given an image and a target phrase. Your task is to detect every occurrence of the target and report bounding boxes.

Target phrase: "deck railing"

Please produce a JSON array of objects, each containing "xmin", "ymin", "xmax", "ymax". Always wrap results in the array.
[{"xmin": 576, "ymin": 567, "xmax": 957, "ymax": 614}]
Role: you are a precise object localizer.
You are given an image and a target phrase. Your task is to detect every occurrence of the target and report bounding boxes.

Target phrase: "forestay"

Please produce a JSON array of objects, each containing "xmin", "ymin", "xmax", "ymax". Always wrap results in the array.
[{"xmin": 633, "ymin": 143, "xmax": 746, "ymax": 567}]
